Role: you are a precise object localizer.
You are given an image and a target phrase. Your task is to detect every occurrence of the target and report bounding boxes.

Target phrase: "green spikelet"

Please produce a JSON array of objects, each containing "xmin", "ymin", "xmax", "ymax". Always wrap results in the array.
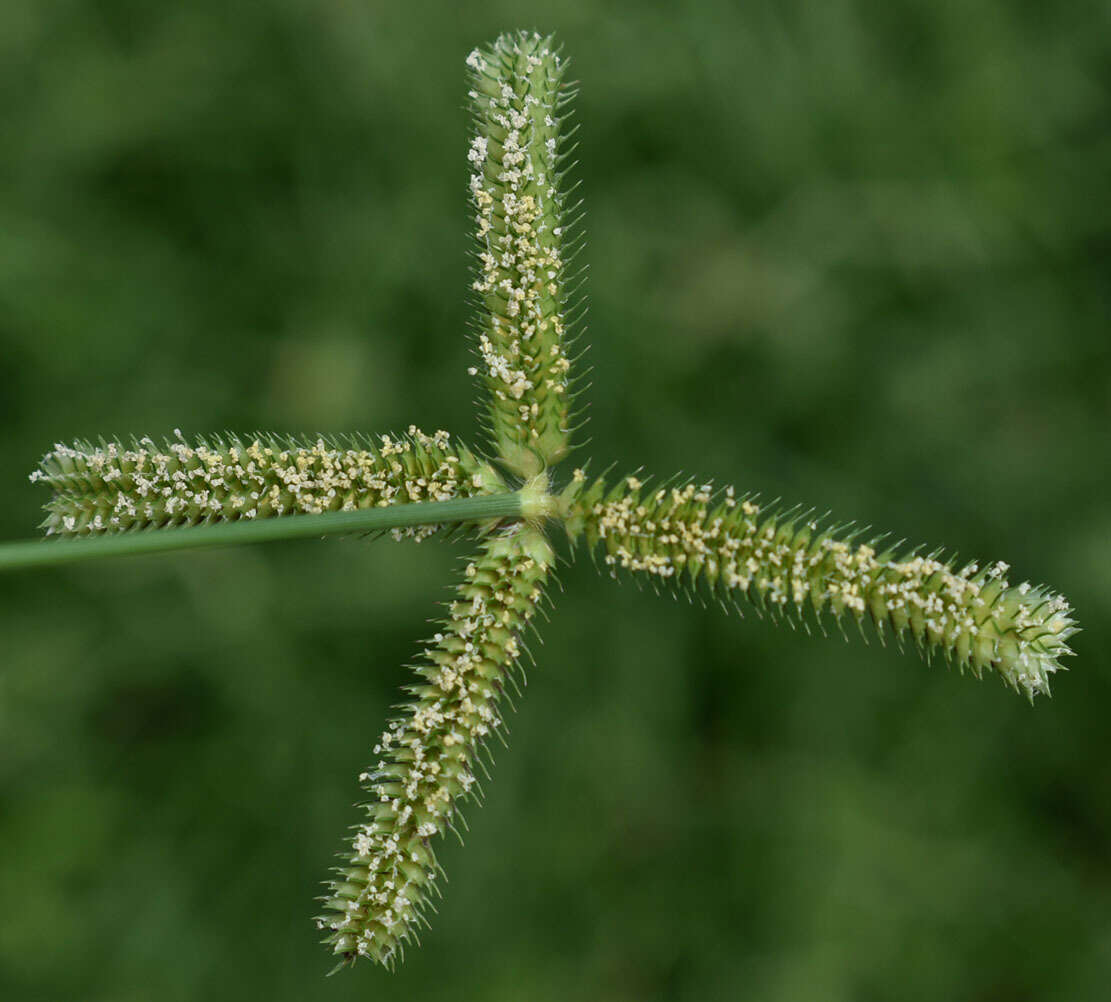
[
  {"xmin": 317, "ymin": 525, "xmax": 553, "ymax": 968},
  {"xmin": 563, "ymin": 471, "xmax": 1077, "ymax": 700},
  {"xmin": 31, "ymin": 428, "xmax": 501, "ymax": 538},
  {"xmin": 466, "ymin": 32, "xmax": 575, "ymax": 478}
]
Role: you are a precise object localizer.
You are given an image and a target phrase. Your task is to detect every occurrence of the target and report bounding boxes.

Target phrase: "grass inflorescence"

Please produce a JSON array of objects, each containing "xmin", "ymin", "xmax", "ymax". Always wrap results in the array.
[{"xmin": 8, "ymin": 28, "xmax": 1078, "ymax": 972}]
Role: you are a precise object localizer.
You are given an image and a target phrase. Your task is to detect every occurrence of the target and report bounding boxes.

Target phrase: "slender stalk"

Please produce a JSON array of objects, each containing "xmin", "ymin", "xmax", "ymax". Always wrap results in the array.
[{"xmin": 0, "ymin": 493, "xmax": 526, "ymax": 572}]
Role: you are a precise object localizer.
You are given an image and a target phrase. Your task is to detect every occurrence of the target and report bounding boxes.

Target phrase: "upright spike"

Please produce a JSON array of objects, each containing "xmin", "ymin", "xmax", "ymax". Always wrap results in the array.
[{"xmin": 465, "ymin": 33, "xmax": 582, "ymax": 477}]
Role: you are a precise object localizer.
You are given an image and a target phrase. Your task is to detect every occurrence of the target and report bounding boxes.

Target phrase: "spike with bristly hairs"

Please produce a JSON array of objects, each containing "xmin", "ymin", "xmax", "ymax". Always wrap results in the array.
[
  {"xmin": 561, "ymin": 470, "xmax": 1077, "ymax": 700},
  {"xmin": 316, "ymin": 525, "xmax": 553, "ymax": 968},
  {"xmin": 465, "ymin": 32, "xmax": 577, "ymax": 478},
  {"xmin": 30, "ymin": 428, "xmax": 502, "ymax": 540}
]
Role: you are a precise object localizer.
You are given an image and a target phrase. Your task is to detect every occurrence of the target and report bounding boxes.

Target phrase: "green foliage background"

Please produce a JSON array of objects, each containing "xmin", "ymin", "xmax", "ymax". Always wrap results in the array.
[{"xmin": 1, "ymin": 2, "xmax": 1109, "ymax": 999}]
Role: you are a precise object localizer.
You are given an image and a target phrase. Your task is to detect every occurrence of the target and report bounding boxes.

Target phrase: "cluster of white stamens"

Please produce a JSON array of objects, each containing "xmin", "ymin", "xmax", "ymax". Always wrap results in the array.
[
  {"xmin": 572, "ymin": 474, "xmax": 1076, "ymax": 698},
  {"xmin": 318, "ymin": 527, "xmax": 553, "ymax": 967},
  {"xmin": 31, "ymin": 428, "xmax": 498, "ymax": 539}
]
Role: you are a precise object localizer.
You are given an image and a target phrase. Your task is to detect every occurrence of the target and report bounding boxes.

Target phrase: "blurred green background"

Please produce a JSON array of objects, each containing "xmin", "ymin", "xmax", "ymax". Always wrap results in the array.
[{"xmin": 2, "ymin": 1, "xmax": 1109, "ymax": 999}]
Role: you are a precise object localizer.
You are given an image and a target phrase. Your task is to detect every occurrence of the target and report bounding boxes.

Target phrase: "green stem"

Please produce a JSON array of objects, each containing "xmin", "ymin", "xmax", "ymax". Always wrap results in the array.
[{"xmin": 0, "ymin": 493, "xmax": 526, "ymax": 572}]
